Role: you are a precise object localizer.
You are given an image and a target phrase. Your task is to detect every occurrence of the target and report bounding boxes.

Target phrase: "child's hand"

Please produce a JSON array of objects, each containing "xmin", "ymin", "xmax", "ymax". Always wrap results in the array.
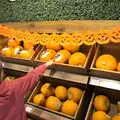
[{"xmin": 45, "ymin": 60, "xmax": 54, "ymax": 67}]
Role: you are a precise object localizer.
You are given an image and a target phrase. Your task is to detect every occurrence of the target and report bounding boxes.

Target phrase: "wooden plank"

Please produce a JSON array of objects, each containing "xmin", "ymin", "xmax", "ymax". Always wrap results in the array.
[
  {"xmin": 1, "ymin": 20, "xmax": 120, "ymax": 33},
  {"xmin": 90, "ymin": 77, "xmax": 120, "ymax": 91}
]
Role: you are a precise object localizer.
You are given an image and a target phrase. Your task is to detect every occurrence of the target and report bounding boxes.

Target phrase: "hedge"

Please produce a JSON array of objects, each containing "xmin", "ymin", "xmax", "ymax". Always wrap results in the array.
[{"xmin": 0, "ymin": 0, "xmax": 120, "ymax": 22}]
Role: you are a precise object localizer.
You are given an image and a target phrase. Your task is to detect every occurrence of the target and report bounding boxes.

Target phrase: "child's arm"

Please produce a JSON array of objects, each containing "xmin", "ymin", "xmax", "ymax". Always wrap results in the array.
[{"xmin": 9, "ymin": 62, "xmax": 52, "ymax": 96}]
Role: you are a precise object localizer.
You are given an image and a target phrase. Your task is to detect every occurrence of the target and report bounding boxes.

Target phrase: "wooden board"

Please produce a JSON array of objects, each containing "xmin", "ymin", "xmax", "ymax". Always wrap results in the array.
[{"xmin": 1, "ymin": 20, "xmax": 120, "ymax": 33}]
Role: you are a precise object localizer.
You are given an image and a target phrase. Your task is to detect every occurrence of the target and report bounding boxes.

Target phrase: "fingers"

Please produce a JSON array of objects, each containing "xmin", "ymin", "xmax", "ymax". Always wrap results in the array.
[{"xmin": 45, "ymin": 60, "xmax": 54, "ymax": 67}]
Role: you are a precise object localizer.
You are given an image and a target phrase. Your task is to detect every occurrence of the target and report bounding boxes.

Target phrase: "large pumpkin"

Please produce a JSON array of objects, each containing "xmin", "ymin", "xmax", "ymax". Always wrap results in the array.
[
  {"xmin": 55, "ymin": 49, "xmax": 71, "ymax": 63},
  {"xmin": 40, "ymin": 49, "xmax": 56, "ymax": 61}
]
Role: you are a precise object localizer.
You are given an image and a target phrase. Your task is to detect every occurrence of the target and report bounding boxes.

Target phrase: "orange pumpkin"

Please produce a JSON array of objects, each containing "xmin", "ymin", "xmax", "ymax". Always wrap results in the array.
[
  {"xmin": 92, "ymin": 111, "xmax": 111, "ymax": 120},
  {"xmin": 45, "ymin": 96, "xmax": 62, "ymax": 111},
  {"xmin": 72, "ymin": 32, "xmax": 83, "ymax": 45},
  {"xmin": 40, "ymin": 49, "xmax": 56, "ymax": 61},
  {"xmin": 62, "ymin": 43, "xmax": 80, "ymax": 53},
  {"xmin": 33, "ymin": 94, "xmax": 45, "ymax": 105},
  {"xmin": 41, "ymin": 83, "xmax": 55, "ymax": 97},
  {"xmin": 117, "ymin": 62, "xmax": 120, "ymax": 71},
  {"xmin": 46, "ymin": 42, "xmax": 62, "ymax": 51},
  {"xmin": 17, "ymin": 49, "xmax": 34, "ymax": 59},
  {"xmin": 112, "ymin": 114, "xmax": 120, "ymax": 120},
  {"xmin": 68, "ymin": 52, "xmax": 86, "ymax": 66},
  {"xmin": 95, "ymin": 30, "xmax": 110, "ymax": 45},
  {"xmin": 96, "ymin": 54, "xmax": 117, "ymax": 71},
  {"xmin": 83, "ymin": 31, "xmax": 96, "ymax": 45},
  {"xmin": 1, "ymin": 47, "xmax": 13, "ymax": 57},
  {"xmin": 93, "ymin": 95, "xmax": 110, "ymax": 112},
  {"xmin": 8, "ymin": 39, "xmax": 19, "ymax": 47},
  {"xmin": 68, "ymin": 87, "xmax": 83, "ymax": 103},
  {"xmin": 55, "ymin": 86, "xmax": 67, "ymax": 100},
  {"xmin": 61, "ymin": 100, "xmax": 78, "ymax": 116},
  {"xmin": 46, "ymin": 33, "xmax": 62, "ymax": 51},
  {"xmin": 55, "ymin": 49, "xmax": 71, "ymax": 63},
  {"xmin": 109, "ymin": 28, "xmax": 120, "ymax": 43}
]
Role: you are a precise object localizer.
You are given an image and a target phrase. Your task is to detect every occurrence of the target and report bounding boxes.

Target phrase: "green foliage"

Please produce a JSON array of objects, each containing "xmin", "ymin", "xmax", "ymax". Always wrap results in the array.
[{"xmin": 0, "ymin": 0, "xmax": 120, "ymax": 22}]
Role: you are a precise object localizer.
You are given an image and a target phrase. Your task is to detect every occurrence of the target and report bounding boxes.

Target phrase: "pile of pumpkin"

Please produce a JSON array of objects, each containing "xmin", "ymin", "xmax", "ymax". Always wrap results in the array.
[
  {"xmin": 32, "ymin": 83, "xmax": 83, "ymax": 116},
  {"xmin": 1, "ymin": 25, "xmax": 120, "ymax": 68},
  {"xmin": 92, "ymin": 95, "xmax": 120, "ymax": 120},
  {"xmin": 0, "ymin": 37, "xmax": 87, "ymax": 66},
  {"xmin": 0, "ymin": 25, "xmax": 120, "ymax": 47},
  {"xmin": 39, "ymin": 41, "xmax": 87, "ymax": 66},
  {"xmin": 0, "ymin": 39, "xmax": 34, "ymax": 59}
]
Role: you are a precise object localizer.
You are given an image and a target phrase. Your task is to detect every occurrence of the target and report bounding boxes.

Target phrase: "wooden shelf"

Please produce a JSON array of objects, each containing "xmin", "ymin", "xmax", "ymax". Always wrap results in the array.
[
  {"xmin": 2, "ymin": 62, "xmax": 33, "ymax": 72},
  {"xmin": 2, "ymin": 62, "xmax": 89, "ymax": 84},
  {"xmin": 89, "ymin": 76, "xmax": 120, "ymax": 91},
  {"xmin": 25, "ymin": 104, "xmax": 70, "ymax": 120}
]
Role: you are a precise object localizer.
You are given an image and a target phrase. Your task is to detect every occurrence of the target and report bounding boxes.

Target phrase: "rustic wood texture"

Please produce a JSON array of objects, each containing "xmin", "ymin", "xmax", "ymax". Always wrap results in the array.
[{"xmin": 1, "ymin": 20, "xmax": 120, "ymax": 33}]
